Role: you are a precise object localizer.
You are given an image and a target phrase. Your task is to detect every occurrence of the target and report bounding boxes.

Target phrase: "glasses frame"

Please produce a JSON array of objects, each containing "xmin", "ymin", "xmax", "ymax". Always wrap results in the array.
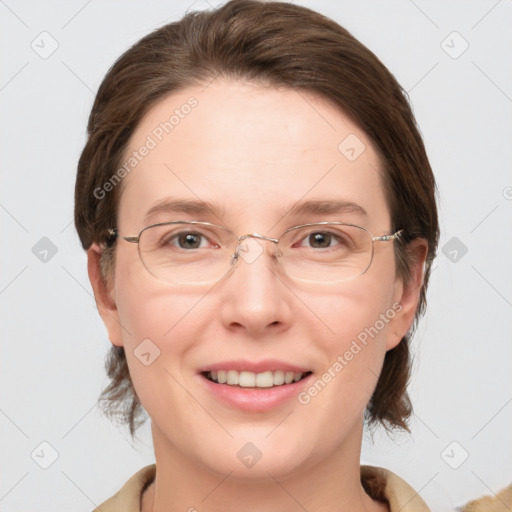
[{"xmin": 107, "ymin": 221, "xmax": 404, "ymax": 284}]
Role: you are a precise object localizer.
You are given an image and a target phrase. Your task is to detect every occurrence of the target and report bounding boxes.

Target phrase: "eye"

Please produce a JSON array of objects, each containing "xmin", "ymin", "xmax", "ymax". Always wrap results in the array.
[
  {"xmin": 162, "ymin": 231, "xmax": 215, "ymax": 250},
  {"xmin": 306, "ymin": 232, "xmax": 333, "ymax": 248},
  {"xmin": 143, "ymin": 223, "xmax": 228, "ymax": 253},
  {"xmin": 298, "ymin": 231, "xmax": 348, "ymax": 249},
  {"xmin": 176, "ymin": 232, "xmax": 206, "ymax": 249}
]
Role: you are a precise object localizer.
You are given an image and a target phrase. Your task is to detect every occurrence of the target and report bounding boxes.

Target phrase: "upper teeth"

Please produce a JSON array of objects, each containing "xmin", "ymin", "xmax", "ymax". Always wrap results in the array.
[{"xmin": 208, "ymin": 370, "xmax": 305, "ymax": 387}]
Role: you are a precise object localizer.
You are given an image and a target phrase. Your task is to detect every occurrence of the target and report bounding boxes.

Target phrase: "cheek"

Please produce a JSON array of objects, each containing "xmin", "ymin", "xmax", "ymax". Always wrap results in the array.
[
  {"xmin": 302, "ymin": 271, "xmax": 397, "ymax": 349},
  {"xmin": 115, "ymin": 281, "xmax": 209, "ymax": 355},
  {"xmin": 300, "ymin": 278, "xmax": 398, "ymax": 399},
  {"xmin": 112, "ymin": 251, "xmax": 211, "ymax": 393},
  {"xmin": 113, "ymin": 246, "xmax": 206, "ymax": 345},
  {"xmin": 114, "ymin": 281, "xmax": 213, "ymax": 430}
]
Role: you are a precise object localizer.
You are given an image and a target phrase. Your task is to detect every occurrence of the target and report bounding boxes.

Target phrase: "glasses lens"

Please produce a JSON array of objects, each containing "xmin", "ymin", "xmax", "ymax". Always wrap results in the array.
[
  {"xmin": 279, "ymin": 223, "xmax": 373, "ymax": 282},
  {"xmin": 138, "ymin": 222, "xmax": 235, "ymax": 284}
]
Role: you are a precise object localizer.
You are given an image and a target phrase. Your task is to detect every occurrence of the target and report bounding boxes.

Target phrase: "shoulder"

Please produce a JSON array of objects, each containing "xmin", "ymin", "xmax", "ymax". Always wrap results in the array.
[
  {"xmin": 458, "ymin": 482, "xmax": 512, "ymax": 511},
  {"xmin": 361, "ymin": 465, "xmax": 431, "ymax": 512},
  {"xmin": 93, "ymin": 464, "xmax": 156, "ymax": 512}
]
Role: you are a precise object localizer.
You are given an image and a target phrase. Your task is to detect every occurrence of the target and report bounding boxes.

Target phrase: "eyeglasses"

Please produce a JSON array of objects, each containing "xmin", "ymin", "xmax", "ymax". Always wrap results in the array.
[{"xmin": 107, "ymin": 221, "xmax": 403, "ymax": 285}]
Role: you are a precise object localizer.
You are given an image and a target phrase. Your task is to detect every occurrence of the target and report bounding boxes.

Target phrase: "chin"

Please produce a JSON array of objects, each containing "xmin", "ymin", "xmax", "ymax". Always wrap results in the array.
[{"xmin": 193, "ymin": 432, "xmax": 314, "ymax": 481}]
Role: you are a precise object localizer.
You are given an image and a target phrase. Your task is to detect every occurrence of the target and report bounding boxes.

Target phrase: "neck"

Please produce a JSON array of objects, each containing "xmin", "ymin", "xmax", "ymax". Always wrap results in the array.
[{"xmin": 142, "ymin": 419, "xmax": 389, "ymax": 512}]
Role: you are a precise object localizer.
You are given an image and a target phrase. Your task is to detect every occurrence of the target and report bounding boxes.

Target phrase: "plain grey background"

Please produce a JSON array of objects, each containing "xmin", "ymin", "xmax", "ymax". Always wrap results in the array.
[{"xmin": 1, "ymin": 1, "xmax": 511, "ymax": 511}]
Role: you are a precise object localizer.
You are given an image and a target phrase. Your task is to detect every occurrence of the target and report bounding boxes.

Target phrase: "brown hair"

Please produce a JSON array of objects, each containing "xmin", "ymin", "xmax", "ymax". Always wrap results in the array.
[{"xmin": 75, "ymin": 0, "xmax": 439, "ymax": 438}]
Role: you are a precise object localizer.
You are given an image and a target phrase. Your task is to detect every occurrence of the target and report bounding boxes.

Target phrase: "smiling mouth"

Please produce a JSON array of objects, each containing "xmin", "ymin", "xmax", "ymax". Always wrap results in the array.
[{"xmin": 202, "ymin": 370, "xmax": 313, "ymax": 388}]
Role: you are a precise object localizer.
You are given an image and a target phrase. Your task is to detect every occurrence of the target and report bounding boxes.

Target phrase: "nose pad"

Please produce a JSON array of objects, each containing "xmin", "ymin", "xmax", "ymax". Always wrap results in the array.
[
  {"xmin": 236, "ymin": 237, "xmax": 265, "ymax": 264},
  {"xmin": 234, "ymin": 235, "xmax": 280, "ymax": 266}
]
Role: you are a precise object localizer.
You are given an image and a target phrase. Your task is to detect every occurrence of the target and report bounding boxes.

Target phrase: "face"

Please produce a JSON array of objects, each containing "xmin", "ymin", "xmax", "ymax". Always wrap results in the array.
[{"xmin": 90, "ymin": 79, "xmax": 422, "ymax": 480}]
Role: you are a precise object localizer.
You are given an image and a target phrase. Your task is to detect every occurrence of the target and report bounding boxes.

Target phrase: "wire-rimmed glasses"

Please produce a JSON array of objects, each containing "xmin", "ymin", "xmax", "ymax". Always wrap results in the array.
[{"xmin": 107, "ymin": 221, "xmax": 403, "ymax": 285}]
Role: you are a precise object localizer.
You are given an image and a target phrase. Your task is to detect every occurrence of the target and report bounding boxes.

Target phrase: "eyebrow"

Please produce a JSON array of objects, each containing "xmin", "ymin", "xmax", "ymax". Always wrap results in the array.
[
  {"xmin": 143, "ymin": 197, "xmax": 367, "ymax": 224},
  {"xmin": 286, "ymin": 199, "xmax": 367, "ymax": 218},
  {"xmin": 144, "ymin": 198, "xmax": 226, "ymax": 223}
]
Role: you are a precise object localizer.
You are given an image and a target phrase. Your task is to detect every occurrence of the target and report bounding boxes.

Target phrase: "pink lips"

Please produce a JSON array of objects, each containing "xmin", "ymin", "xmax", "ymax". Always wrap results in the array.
[
  {"xmin": 198, "ymin": 359, "xmax": 313, "ymax": 412},
  {"xmin": 198, "ymin": 359, "xmax": 311, "ymax": 374}
]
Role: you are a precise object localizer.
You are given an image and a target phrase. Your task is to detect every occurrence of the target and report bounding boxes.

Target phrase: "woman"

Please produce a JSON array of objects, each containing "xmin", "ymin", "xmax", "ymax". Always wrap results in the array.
[{"xmin": 75, "ymin": 1, "xmax": 439, "ymax": 510}]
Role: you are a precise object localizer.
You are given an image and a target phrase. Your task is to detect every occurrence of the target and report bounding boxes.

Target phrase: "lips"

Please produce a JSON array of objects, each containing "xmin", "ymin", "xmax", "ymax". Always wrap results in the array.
[
  {"xmin": 197, "ymin": 359, "xmax": 314, "ymax": 410},
  {"xmin": 198, "ymin": 359, "xmax": 311, "ymax": 375},
  {"xmin": 199, "ymin": 367, "xmax": 314, "ymax": 412}
]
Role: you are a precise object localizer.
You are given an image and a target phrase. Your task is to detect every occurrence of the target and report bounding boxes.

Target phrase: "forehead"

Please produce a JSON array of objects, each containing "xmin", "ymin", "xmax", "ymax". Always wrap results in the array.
[{"xmin": 118, "ymin": 79, "xmax": 390, "ymax": 232}]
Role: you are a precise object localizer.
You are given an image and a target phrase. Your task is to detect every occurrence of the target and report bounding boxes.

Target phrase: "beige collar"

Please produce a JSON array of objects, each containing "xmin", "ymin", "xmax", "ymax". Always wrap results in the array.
[{"xmin": 94, "ymin": 463, "xmax": 431, "ymax": 511}]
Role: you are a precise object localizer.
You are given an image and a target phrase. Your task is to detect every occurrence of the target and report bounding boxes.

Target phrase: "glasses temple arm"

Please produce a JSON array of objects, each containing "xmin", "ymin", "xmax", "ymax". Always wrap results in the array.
[{"xmin": 373, "ymin": 229, "xmax": 404, "ymax": 242}]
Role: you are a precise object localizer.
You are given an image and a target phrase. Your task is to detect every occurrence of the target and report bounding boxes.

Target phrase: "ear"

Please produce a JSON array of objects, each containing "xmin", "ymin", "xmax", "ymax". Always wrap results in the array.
[
  {"xmin": 87, "ymin": 243, "xmax": 124, "ymax": 347},
  {"xmin": 386, "ymin": 238, "xmax": 429, "ymax": 351}
]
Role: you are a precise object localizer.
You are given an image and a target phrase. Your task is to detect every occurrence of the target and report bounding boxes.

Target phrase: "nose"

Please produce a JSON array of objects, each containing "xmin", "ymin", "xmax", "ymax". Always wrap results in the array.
[{"xmin": 219, "ymin": 235, "xmax": 293, "ymax": 337}]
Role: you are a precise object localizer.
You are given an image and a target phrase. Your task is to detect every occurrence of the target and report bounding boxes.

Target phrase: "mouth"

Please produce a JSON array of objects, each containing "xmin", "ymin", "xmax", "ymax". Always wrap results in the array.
[{"xmin": 201, "ymin": 369, "xmax": 313, "ymax": 388}]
